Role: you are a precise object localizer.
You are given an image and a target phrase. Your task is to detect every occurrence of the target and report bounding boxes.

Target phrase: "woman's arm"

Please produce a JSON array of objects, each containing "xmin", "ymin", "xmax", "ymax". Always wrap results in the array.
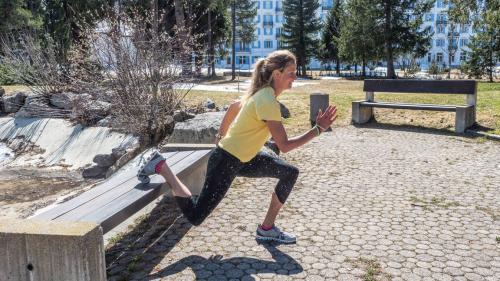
[
  {"xmin": 266, "ymin": 105, "xmax": 337, "ymax": 153},
  {"xmin": 215, "ymin": 101, "xmax": 241, "ymax": 143}
]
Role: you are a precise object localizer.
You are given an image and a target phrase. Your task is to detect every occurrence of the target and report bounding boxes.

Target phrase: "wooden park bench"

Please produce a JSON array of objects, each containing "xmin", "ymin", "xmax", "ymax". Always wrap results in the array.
[
  {"xmin": 352, "ymin": 79, "xmax": 477, "ymax": 133},
  {"xmin": 0, "ymin": 144, "xmax": 213, "ymax": 281}
]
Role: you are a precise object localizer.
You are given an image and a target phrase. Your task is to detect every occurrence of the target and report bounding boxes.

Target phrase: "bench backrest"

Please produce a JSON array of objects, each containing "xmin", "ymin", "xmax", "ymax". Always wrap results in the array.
[{"xmin": 364, "ymin": 79, "xmax": 476, "ymax": 95}]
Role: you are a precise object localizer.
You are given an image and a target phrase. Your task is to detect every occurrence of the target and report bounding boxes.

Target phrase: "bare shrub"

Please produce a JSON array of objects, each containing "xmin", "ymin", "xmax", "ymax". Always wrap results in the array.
[{"xmin": 73, "ymin": 10, "xmax": 197, "ymax": 144}]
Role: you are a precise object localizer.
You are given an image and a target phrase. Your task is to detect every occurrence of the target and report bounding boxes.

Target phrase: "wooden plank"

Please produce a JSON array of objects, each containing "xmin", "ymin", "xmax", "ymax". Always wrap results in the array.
[
  {"xmin": 360, "ymin": 101, "xmax": 457, "ymax": 112},
  {"xmin": 64, "ymin": 150, "xmax": 211, "ymax": 233},
  {"xmin": 162, "ymin": 143, "xmax": 216, "ymax": 152},
  {"xmin": 35, "ymin": 152, "xmax": 180, "ymax": 220},
  {"xmin": 363, "ymin": 79, "xmax": 476, "ymax": 95},
  {"xmin": 52, "ymin": 151, "xmax": 196, "ymax": 222}
]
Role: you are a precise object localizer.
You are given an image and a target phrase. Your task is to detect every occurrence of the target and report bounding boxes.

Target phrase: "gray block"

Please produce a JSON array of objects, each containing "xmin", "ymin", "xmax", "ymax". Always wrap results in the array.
[
  {"xmin": 455, "ymin": 106, "xmax": 475, "ymax": 133},
  {"xmin": 352, "ymin": 101, "xmax": 373, "ymax": 124},
  {"xmin": 0, "ymin": 219, "xmax": 106, "ymax": 281}
]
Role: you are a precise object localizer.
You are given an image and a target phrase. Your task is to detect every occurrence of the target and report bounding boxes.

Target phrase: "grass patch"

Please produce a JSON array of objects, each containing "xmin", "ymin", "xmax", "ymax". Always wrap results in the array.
[
  {"xmin": 346, "ymin": 257, "xmax": 392, "ymax": 281},
  {"xmin": 475, "ymin": 206, "xmax": 499, "ymax": 221},
  {"xmin": 184, "ymin": 79, "xmax": 500, "ymax": 136},
  {"xmin": 410, "ymin": 196, "xmax": 460, "ymax": 211}
]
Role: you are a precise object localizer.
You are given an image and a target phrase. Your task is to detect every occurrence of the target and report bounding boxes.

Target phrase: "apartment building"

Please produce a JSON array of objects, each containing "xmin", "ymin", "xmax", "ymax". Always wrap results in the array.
[{"xmin": 216, "ymin": 0, "xmax": 476, "ymax": 71}]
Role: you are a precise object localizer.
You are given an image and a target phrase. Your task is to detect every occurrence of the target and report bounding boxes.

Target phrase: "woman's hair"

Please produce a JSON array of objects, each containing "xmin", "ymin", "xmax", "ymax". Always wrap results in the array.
[{"xmin": 244, "ymin": 50, "xmax": 296, "ymax": 100}]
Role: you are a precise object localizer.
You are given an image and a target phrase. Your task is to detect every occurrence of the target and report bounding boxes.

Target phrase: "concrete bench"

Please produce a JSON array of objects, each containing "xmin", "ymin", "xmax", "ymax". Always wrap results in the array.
[
  {"xmin": 0, "ymin": 146, "xmax": 212, "ymax": 281},
  {"xmin": 352, "ymin": 79, "xmax": 477, "ymax": 133}
]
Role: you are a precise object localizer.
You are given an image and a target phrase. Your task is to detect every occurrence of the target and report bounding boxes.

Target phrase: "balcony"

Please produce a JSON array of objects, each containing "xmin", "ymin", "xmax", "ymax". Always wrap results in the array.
[{"xmin": 235, "ymin": 47, "xmax": 251, "ymax": 53}]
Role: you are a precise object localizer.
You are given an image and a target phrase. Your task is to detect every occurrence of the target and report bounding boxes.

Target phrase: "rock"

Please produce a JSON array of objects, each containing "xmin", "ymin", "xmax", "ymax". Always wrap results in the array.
[
  {"xmin": 279, "ymin": 102, "xmax": 291, "ymax": 119},
  {"xmin": 96, "ymin": 116, "xmax": 116, "ymax": 127},
  {"xmin": 82, "ymin": 165, "xmax": 108, "ymax": 179},
  {"xmin": 93, "ymin": 154, "xmax": 116, "ymax": 167},
  {"xmin": 15, "ymin": 95, "xmax": 67, "ymax": 118},
  {"xmin": 173, "ymin": 110, "xmax": 195, "ymax": 123},
  {"xmin": 105, "ymin": 142, "xmax": 141, "ymax": 178},
  {"xmin": 111, "ymin": 147, "xmax": 127, "ymax": 159},
  {"xmin": 203, "ymin": 98, "xmax": 216, "ymax": 109},
  {"xmin": 3, "ymin": 91, "xmax": 27, "ymax": 113},
  {"xmin": 0, "ymin": 87, "xmax": 5, "ymax": 97},
  {"xmin": 72, "ymin": 98, "xmax": 112, "ymax": 125},
  {"xmin": 49, "ymin": 92, "xmax": 77, "ymax": 109},
  {"xmin": 169, "ymin": 111, "xmax": 224, "ymax": 143}
]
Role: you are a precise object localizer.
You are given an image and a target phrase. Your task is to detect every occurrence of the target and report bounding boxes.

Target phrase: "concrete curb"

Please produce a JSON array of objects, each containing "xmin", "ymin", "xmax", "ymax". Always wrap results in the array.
[{"xmin": 465, "ymin": 129, "xmax": 500, "ymax": 141}]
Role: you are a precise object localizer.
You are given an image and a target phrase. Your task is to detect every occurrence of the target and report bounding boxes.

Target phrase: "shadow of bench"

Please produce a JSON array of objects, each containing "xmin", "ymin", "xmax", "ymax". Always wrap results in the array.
[
  {"xmin": 352, "ymin": 79, "xmax": 477, "ymax": 133},
  {"xmin": 0, "ymin": 144, "xmax": 213, "ymax": 281}
]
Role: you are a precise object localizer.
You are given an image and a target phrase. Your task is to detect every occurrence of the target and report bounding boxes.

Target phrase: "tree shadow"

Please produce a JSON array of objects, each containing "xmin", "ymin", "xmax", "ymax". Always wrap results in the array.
[{"xmin": 147, "ymin": 241, "xmax": 303, "ymax": 280}]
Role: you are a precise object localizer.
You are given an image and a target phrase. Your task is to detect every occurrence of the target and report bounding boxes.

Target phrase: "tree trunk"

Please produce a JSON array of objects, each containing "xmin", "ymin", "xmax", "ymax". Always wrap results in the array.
[
  {"xmin": 207, "ymin": 9, "xmax": 215, "ymax": 77},
  {"xmin": 231, "ymin": 1, "xmax": 236, "ymax": 80},
  {"xmin": 336, "ymin": 56, "xmax": 340, "ymax": 75},
  {"xmin": 174, "ymin": 0, "xmax": 190, "ymax": 75},
  {"xmin": 362, "ymin": 55, "xmax": 366, "ymax": 77},
  {"xmin": 384, "ymin": 0, "xmax": 396, "ymax": 79}
]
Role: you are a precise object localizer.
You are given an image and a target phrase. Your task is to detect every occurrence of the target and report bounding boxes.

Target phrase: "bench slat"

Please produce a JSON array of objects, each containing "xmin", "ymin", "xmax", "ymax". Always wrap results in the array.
[
  {"xmin": 360, "ymin": 101, "xmax": 463, "ymax": 112},
  {"xmin": 68, "ymin": 150, "xmax": 211, "ymax": 233},
  {"xmin": 363, "ymin": 79, "xmax": 476, "ymax": 95},
  {"xmin": 50, "ymin": 151, "xmax": 196, "ymax": 222},
  {"xmin": 34, "ymin": 151, "xmax": 179, "ymax": 220}
]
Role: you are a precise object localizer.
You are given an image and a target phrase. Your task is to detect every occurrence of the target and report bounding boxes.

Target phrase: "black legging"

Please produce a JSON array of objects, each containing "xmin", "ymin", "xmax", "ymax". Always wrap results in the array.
[{"xmin": 175, "ymin": 147, "xmax": 299, "ymax": 226}]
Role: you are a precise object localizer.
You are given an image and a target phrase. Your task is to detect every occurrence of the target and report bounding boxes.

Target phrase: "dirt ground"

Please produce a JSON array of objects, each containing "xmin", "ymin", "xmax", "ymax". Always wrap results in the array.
[{"xmin": 0, "ymin": 168, "xmax": 97, "ymax": 219}]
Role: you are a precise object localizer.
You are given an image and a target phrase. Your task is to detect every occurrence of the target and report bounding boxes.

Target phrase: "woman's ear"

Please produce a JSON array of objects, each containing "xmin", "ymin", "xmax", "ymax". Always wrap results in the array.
[{"xmin": 272, "ymin": 69, "xmax": 281, "ymax": 80}]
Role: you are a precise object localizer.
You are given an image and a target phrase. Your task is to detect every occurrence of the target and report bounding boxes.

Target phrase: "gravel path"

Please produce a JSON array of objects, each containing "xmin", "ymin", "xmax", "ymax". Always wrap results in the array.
[{"xmin": 106, "ymin": 126, "xmax": 500, "ymax": 281}]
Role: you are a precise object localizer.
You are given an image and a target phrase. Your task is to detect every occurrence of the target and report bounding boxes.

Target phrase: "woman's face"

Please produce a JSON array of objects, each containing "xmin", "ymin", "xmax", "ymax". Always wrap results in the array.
[{"xmin": 274, "ymin": 63, "xmax": 297, "ymax": 94}]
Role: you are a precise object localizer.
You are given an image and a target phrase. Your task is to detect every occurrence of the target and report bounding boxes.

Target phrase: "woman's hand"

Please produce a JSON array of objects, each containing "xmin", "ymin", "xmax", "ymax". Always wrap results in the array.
[{"xmin": 315, "ymin": 105, "xmax": 338, "ymax": 131}]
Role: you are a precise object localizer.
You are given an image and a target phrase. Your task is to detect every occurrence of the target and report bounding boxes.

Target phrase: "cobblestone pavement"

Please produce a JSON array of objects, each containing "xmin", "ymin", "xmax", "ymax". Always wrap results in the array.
[{"xmin": 106, "ymin": 127, "xmax": 500, "ymax": 281}]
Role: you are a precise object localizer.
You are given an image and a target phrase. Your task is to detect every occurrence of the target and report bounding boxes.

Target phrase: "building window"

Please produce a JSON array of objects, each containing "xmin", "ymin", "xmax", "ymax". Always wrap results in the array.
[
  {"xmin": 436, "ymin": 39, "xmax": 445, "ymax": 47},
  {"xmin": 437, "ymin": 24, "xmax": 445, "ymax": 34},
  {"xmin": 460, "ymin": 24, "xmax": 469, "ymax": 33},
  {"xmin": 428, "ymin": 53, "xmax": 432, "ymax": 63},
  {"xmin": 264, "ymin": 28, "xmax": 273, "ymax": 35},
  {"xmin": 276, "ymin": 28, "xmax": 282, "ymax": 36},
  {"xmin": 254, "ymin": 1, "xmax": 260, "ymax": 9},
  {"xmin": 263, "ymin": 1, "xmax": 273, "ymax": 9},
  {"xmin": 275, "ymin": 1, "xmax": 282, "ymax": 11},
  {"xmin": 226, "ymin": 57, "xmax": 231, "ymax": 65},
  {"xmin": 257, "ymin": 28, "xmax": 261, "ymax": 35},
  {"xmin": 436, "ymin": 53, "xmax": 443, "ymax": 63},
  {"xmin": 252, "ymin": 40, "xmax": 261, "ymax": 48},
  {"xmin": 264, "ymin": 40, "xmax": 273, "ymax": 48},
  {"xmin": 424, "ymin": 13, "xmax": 434, "ymax": 21},
  {"xmin": 460, "ymin": 38, "xmax": 469, "ymax": 47},
  {"xmin": 437, "ymin": 0, "xmax": 444, "ymax": 8},
  {"xmin": 460, "ymin": 51, "xmax": 467, "ymax": 62},
  {"xmin": 237, "ymin": 56, "xmax": 249, "ymax": 65}
]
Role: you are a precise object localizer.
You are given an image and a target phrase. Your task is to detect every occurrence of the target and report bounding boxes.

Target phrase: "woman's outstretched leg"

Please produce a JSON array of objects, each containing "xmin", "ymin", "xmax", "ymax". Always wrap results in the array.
[{"xmin": 138, "ymin": 149, "xmax": 242, "ymax": 226}]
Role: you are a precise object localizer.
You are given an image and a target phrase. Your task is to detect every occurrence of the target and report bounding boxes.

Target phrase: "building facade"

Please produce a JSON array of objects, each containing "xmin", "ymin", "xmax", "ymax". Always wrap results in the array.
[{"xmin": 216, "ymin": 0, "xmax": 476, "ymax": 71}]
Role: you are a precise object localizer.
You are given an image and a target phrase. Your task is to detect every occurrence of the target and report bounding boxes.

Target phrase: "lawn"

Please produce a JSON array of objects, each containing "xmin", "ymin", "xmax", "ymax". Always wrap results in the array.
[
  {"xmin": 185, "ymin": 79, "xmax": 500, "ymax": 136},
  {"xmin": 3, "ymin": 79, "xmax": 500, "ymax": 135}
]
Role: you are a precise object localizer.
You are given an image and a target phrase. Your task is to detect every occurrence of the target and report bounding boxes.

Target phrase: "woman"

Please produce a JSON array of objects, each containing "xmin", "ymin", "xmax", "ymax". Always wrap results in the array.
[{"xmin": 138, "ymin": 50, "xmax": 337, "ymax": 243}]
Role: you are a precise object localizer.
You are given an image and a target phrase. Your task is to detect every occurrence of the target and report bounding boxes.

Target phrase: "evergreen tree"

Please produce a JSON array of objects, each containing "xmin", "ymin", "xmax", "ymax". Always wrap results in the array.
[
  {"xmin": 449, "ymin": 0, "xmax": 499, "ymax": 82},
  {"xmin": 373, "ymin": 0, "xmax": 434, "ymax": 78},
  {"xmin": 283, "ymin": 0, "xmax": 322, "ymax": 76},
  {"xmin": 338, "ymin": 0, "xmax": 381, "ymax": 77},
  {"xmin": 44, "ymin": 0, "xmax": 112, "ymax": 63},
  {"xmin": 0, "ymin": 0, "xmax": 43, "ymax": 37},
  {"xmin": 320, "ymin": 0, "xmax": 343, "ymax": 75},
  {"xmin": 230, "ymin": 0, "xmax": 256, "ymax": 80}
]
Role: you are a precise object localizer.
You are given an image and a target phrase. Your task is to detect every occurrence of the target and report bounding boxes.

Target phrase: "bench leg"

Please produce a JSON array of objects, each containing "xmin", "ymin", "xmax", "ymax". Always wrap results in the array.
[
  {"xmin": 455, "ymin": 106, "xmax": 475, "ymax": 133},
  {"xmin": 0, "ymin": 219, "xmax": 107, "ymax": 281},
  {"xmin": 352, "ymin": 101, "xmax": 373, "ymax": 124}
]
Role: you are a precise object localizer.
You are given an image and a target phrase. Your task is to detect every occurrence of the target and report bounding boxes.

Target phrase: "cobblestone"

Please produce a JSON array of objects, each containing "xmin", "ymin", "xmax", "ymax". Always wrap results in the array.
[{"xmin": 105, "ymin": 127, "xmax": 500, "ymax": 280}]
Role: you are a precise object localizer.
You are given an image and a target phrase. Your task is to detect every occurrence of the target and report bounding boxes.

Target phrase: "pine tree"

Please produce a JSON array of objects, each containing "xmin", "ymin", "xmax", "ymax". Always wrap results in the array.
[
  {"xmin": 0, "ymin": 0, "xmax": 43, "ymax": 37},
  {"xmin": 283, "ymin": 0, "xmax": 322, "ymax": 76},
  {"xmin": 338, "ymin": 0, "xmax": 381, "ymax": 77},
  {"xmin": 449, "ymin": 0, "xmax": 499, "ymax": 82},
  {"xmin": 230, "ymin": 0, "xmax": 257, "ymax": 80},
  {"xmin": 320, "ymin": 0, "xmax": 343, "ymax": 75},
  {"xmin": 373, "ymin": 0, "xmax": 434, "ymax": 78}
]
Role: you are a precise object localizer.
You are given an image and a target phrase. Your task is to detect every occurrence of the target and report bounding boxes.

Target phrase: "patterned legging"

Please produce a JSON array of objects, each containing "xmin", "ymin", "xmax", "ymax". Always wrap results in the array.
[{"xmin": 175, "ymin": 147, "xmax": 299, "ymax": 226}]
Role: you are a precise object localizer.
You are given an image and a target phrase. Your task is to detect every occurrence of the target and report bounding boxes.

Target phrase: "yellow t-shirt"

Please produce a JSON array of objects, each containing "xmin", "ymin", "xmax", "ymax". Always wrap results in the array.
[{"xmin": 219, "ymin": 86, "xmax": 281, "ymax": 162}]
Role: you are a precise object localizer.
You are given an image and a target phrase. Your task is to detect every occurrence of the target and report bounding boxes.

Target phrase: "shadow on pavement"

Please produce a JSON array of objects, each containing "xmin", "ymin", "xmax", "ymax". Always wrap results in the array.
[{"xmin": 148, "ymin": 241, "xmax": 303, "ymax": 280}]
